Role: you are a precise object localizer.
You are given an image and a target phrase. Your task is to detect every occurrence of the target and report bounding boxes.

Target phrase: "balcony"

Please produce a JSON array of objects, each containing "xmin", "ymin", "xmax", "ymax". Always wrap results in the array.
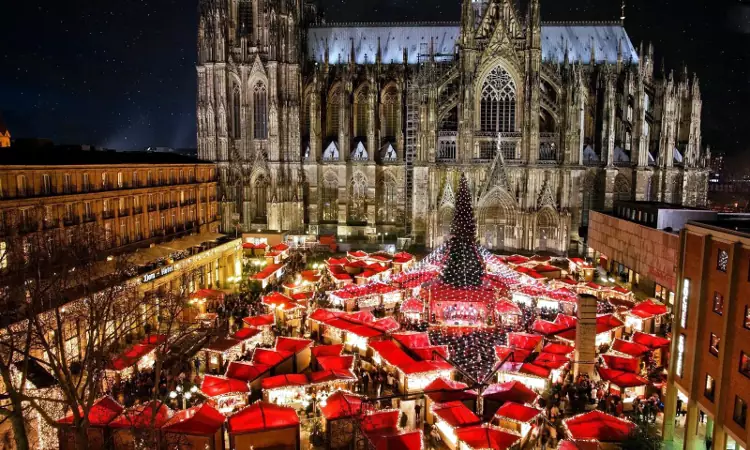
[
  {"xmin": 170, "ymin": 201, "xmax": 178, "ymax": 208},
  {"xmin": 102, "ymin": 211, "xmax": 115, "ymax": 220},
  {"xmin": 63, "ymin": 216, "xmax": 80, "ymax": 226},
  {"xmin": 474, "ymin": 132, "xmax": 521, "ymax": 163},
  {"xmin": 133, "ymin": 206, "xmax": 144, "ymax": 214},
  {"xmin": 43, "ymin": 219, "xmax": 60, "ymax": 230},
  {"xmin": 159, "ymin": 202, "xmax": 170, "ymax": 210},
  {"xmin": 147, "ymin": 204, "xmax": 157, "ymax": 212},
  {"xmin": 119, "ymin": 209, "xmax": 130, "ymax": 217},
  {"xmin": 437, "ymin": 131, "xmax": 457, "ymax": 162},
  {"xmin": 181, "ymin": 199, "xmax": 196, "ymax": 207},
  {"xmin": 82, "ymin": 214, "xmax": 96, "ymax": 223}
]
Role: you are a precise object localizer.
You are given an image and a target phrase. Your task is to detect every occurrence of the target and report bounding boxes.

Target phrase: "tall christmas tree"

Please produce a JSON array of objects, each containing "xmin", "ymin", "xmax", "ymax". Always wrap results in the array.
[{"xmin": 440, "ymin": 174, "xmax": 484, "ymax": 288}]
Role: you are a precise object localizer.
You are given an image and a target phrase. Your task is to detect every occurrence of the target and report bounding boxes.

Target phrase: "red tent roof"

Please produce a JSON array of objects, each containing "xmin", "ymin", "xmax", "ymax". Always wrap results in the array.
[
  {"xmin": 564, "ymin": 410, "xmax": 635, "ymax": 442},
  {"xmin": 401, "ymin": 360, "xmax": 454, "ymax": 375},
  {"xmin": 271, "ymin": 243, "xmax": 289, "ymax": 251},
  {"xmin": 629, "ymin": 299, "xmax": 668, "ymax": 319},
  {"xmin": 411, "ymin": 345, "xmax": 449, "ymax": 361},
  {"xmin": 372, "ymin": 317, "xmax": 401, "ymax": 332},
  {"xmin": 367, "ymin": 430, "xmax": 423, "ymax": 450},
  {"xmin": 162, "ymin": 403, "xmax": 225, "ymax": 436},
  {"xmin": 261, "ymin": 374, "xmax": 309, "ymax": 390},
  {"xmin": 58, "ymin": 396, "xmax": 123, "ymax": 426},
  {"xmin": 200, "ymin": 375, "xmax": 250, "ymax": 397},
  {"xmin": 348, "ymin": 310, "xmax": 376, "ymax": 323},
  {"xmin": 424, "ymin": 378, "xmax": 477, "ymax": 403},
  {"xmin": 252, "ymin": 348, "xmax": 292, "ymax": 366},
  {"xmin": 348, "ymin": 250, "xmax": 369, "ymax": 258},
  {"xmin": 531, "ymin": 319, "xmax": 569, "ymax": 336},
  {"xmin": 494, "ymin": 401, "xmax": 541, "ymax": 423},
  {"xmin": 632, "ymin": 331, "xmax": 671, "ymax": 349},
  {"xmin": 400, "ymin": 297, "xmax": 425, "ymax": 313},
  {"xmin": 312, "ymin": 344, "xmax": 344, "ymax": 358},
  {"xmin": 263, "ymin": 292, "xmax": 294, "ymax": 307},
  {"xmin": 361, "ymin": 410, "xmax": 400, "ymax": 433},
  {"xmin": 507, "ymin": 333, "xmax": 543, "ymax": 351},
  {"xmin": 482, "ymin": 381, "xmax": 538, "ymax": 404},
  {"xmin": 317, "ymin": 355, "xmax": 354, "ymax": 371},
  {"xmin": 596, "ymin": 367, "xmax": 648, "ymax": 388},
  {"xmin": 109, "ymin": 343, "xmax": 156, "ymax": 371},
  {"xmin": 558, "ymin": 440, "xmax": 602, "ymax": 450},
  {"xmin": 499, "ymin": 362, "xmax": 551, "ymax": 379},
  {"xmin": 308, "ymin": 369, "xmax": 357, "ymax": 384},
  {"xmin": 275, "ymin": 337, "xmax": 313, "ymax": 354},
  {"xmin": 533, "ymin": 352, "xmax": 570, "ymax": 370},
  {"xmin": 319, "ymin": 390, "xmax": 364, "ymax": 420},
  {"xmin": 308, "ymin": 308, "xmax": 345, "ymax": 323},
  {"xmin": 611, "ymin": 339, "xmax": 650, "ymax": 357},
  {"xmin": 392, "ymin": 332, "xmax": 432, "ymax": 349},
  {"xmin": 225, "ymin": 361, "xmax": 271, "ymax": 382},
  {"xmin": 542, "ymin": 343, "xmax": 574, "ymax": 356},
  {"xmin": 242, "ymin": 314, "xmax": 275, "ymax": 328},
  {"xmin": 227, "ymin": 402, "xmax": 300, "ymax": 434},
  {"xmin": 602, "ymin": 354, "xmax": 640, "ymax": 373},
  {"xmin": 432, "ymin": 401, "xmax": 481, "ymax": 428},
  {"xmin": 232, "ymin": 327, "xmax": 262, "ymax": 341},
  {"xmin": 109, "ymin": 401, "xmax": 172, "ymax": 429},
  {"xmin": 456, "ymin": 425, "xmax": 521, "ymax": 450},
  {"xmin": 192, "ymin": 289, "xmax": 225, "ymax": 300},
  {"xmin": 369, "ymin": 341, "xmax": 417, "ymax": 370},
  {"xmin": 495, "ymin": 299, "xmax": 522, "ymax": 315},
  {"xmin": 494, "ymin": 346, "xmax": 531, "ymax": 363}
]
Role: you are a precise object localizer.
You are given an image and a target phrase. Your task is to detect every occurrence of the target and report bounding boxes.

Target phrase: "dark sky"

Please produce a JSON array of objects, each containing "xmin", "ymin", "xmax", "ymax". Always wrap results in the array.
[{"xmin": 1, "ymin": 0, "xmax": 748, "ymax": 163}]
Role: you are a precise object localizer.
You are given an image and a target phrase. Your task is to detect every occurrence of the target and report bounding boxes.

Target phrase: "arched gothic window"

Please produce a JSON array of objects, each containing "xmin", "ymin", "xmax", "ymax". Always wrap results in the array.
[
  {"xmin": 379, "ymin": 174, "xmax": 398, "ymax": 223},
  {"xmin": 302, "ymin": 93, "xmax": 311, "ymax": 137},
  {"xmin": 232, "ymin": 87, "xmax": 241, "ymax": 139},
  {"xmin": 254, "ymin": 176, "xmax": 268, "ymax": 220},
  {"xmin": 480, "ymin": 66, "xmax": 516, "ymax": 132},
  {"xmin": 349, "ymin": 173, "xmax": 368, "ymax": 223},
  {"xmin": 322, "ymin": 173, "xmax": 338, "ymax": 222},
  {"xmin": 327, "ymin": 87, "xmax": 340, "ymax": 138},
  {"xmin": 614, "ymin": 175, "xmax": 631, "ymax": 202},
  {"xmin": 253, "ymin": 81, "xmax": 268, "ymax": 139},
  {"xmin": 354, "ymin": 86, "xmax": 369, "ymax": 138},
  {"xmin": 383, "ymin": 86, "xmax": 398, "ymax": 139}
]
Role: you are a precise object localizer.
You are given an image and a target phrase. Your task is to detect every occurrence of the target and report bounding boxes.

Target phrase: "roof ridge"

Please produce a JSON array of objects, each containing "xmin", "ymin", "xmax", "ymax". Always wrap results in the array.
[
  {"xmin": 541, "ymin": 20, "xmax": 624, "ymax": 26},
  {"xmin": 310, "ymin": 21, "xmax": 460, "ymax": 28}
]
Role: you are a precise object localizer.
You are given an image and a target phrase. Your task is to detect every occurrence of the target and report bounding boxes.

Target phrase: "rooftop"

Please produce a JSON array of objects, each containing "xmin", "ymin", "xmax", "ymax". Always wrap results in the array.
[
  {"xmin": 0, "ymin": 147, "xmax": 211, "ymax": 166},
  {"xmin": 689, "ymin": 217, "xmax": 750, "ymax": 237}
]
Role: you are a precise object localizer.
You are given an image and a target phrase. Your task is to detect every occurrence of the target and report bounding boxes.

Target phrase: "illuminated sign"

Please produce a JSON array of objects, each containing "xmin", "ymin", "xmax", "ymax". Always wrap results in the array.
[
  {"xmin": 142, "ymin": 265, "xmax": 175, "ymax": 283},
  {"xmin": 680, "ymin": 278, "xmax": 690, "ymax": 329}
]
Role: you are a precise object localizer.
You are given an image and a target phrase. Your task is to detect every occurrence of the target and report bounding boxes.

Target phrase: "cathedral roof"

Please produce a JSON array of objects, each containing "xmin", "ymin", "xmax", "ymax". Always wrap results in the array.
[{"xmin": 307, "ymin": 22, "xmax": 638, "ymax": 65}]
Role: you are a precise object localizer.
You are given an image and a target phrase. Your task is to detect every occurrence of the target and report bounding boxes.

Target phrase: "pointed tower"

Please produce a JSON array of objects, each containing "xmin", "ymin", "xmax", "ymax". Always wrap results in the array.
[{"xmin": 441, "ymin": 174, "xmax": 484, "ymax": 288}]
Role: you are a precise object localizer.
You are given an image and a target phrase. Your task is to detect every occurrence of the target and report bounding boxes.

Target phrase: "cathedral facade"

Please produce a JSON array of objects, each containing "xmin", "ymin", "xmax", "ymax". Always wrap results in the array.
[{"xmin": 196, "ymin": 0, "xmax": 709, "ymax": 254}]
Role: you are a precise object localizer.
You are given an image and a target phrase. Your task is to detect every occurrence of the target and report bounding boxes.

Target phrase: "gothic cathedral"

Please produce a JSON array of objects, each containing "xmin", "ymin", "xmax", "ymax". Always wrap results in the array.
[{"xmin": 197, "ymin": 0, "xmax": 709, "ymax": 254}]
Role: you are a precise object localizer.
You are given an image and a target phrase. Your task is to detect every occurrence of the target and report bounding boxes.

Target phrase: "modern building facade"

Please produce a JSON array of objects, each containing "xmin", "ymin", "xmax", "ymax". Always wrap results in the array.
[
  {"xmin": 197, "ymin": 0, "xmax": 710, "ymax": 253},
  {"xmin": 667, "ymin": 219, "xmax": 750, "ymax": 450}
]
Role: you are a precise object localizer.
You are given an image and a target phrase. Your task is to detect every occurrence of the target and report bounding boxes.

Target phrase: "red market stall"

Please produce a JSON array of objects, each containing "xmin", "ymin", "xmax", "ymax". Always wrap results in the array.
[
  {"xmin": 58, "ymin": 396, "xmax": 123, "ymax": 450},
  {"xmin": 274, "ymin": 336, "xmax": 314, "ymax": 373},
  {"xmin": 361, "ymin": 410, "xmax": 423, "ymax": 450},
  {"xmin": 423, "ymin": 378, "xmax": 478, "ymax": 425},
  {"xmin": 563, "ymin": 410, "xmax": 635, "ymax": 444},
  {"xmin": 601, "ymin": 354, "xmax": 640, "ymax": 374},
  {"xmin": 611, "ymin": 339, "xmax": 650, "ymax": 358},
  {"xmin": 506, "ymin": 333, "xmax": 543, "ymax": 353},
  {"xmin": 496, "ymin": 362, "xmax": 550, "ymax": 392},
  {"xmin": 227, "ymin": 402, "xmax": 301, "ymax": 450},
  {"xmin": 316, "ymin": 355, "xmax": 354, "ymax": 371},
  {"xmin": 632, "ymin": 331, "xmax": 671, "ymax": 366},
  {"xmin": 319, "ymin": 390, "xmax": 365, "ymax": 448},
  {"xmin": 482, "ymin": 382, "xmax": 538, "ymax": 420},
  {"xmin": 432, "ymin": 401, "xmax": 482, "ymax": 450},
  {"xmin": 542, "ymin": 342, "xmax": 574, "ymax": 356},
  {"xmin": 494, "ymin": 346, "xmax": 532, "ymax": 363},
  {"xmin": 261, "ymin": 374, "xmax": 309, "ymax": 406},
  {"xmin": 105, "ymin": 335, "xmax": 166, "ymax": 382},
  {"xmin": 200, "ymin": 375, "xmax": 249, "ymax": 414},
  {"xmin": 493, "ymin": 401, "xmax": 541, "ymax": 441},
  {"xmin": 225, "ymin": 361, "xmax": 272, "ymax": 391},
  {"xmin": 161, "ymin": 403, "xmax": 226, "ymax": 450},
  {"xmin": 596, "ymin": 367, "xmax": 649, "ymax": 402},
  {"xmin": 108, "ymin": 401, "xmax": 173, "ymax": 450},
  {"xmin": 625, "ymin": 299, "xmax": 668, "ymax": 333},
  {"xmin": 369, "ymin": 340, "xmax": 454, "ymax": 394},
  {"xmin": 455, "ymin": 424, "xmax": 521, "ymax": 450}
]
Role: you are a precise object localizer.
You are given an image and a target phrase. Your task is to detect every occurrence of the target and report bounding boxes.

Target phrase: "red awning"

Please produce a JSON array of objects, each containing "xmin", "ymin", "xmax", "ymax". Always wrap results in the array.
[
  {"xmin": 602, "ymin": 354, "xmax": 640, "ymax": 373},
  {"xmin": 456, "ymin": 425, "xmax": 521, "ymax": 450},
  {"xmin": 109, "ymin": 343, "xmax": 156, "ymax": 371},
  {"xmin": 58, "ymin": 396, "xmax": 123, "ymax": 426},
  {"xmin": 261, "ymin": 374, "xmax": 309, "ymax": 390},
  {"xmin": 507, "ymin": 333, "xmax": 543, "ymax": 351},
  {"xmin": 242, "ymin": 314, "xmax": 275, "ymax": 328},
  {"xmin": 611, "ymin": 339, "xmax": 650, "ymax": 357},
  {"xmin": 495, "ymin": 299, "xmax": 522, "ymax": 315},
  {"xmin": 632, "ymin": 332, "xmax": 671, "ymax": 349},
  {"xmin": 227, "ymin": 402, "xmax": 300, "ymax": 434},
  {"xmin": 275, "ymin": 337, "xmax": 313, "ymax": 354},
  {"xmin": 531, "ymin": 319, "xmax": 569, "ymax": 336},
  {"xmin": 629, "ymin": 299, "xmax": 668, "ymax": 319},
  {"xmin": 494, "ymin": 401, "xmax": 541, "ymax": 423},
  {"xmin": 400, "ymin": 297, "xmax": 425, "ymax": 313},
  {"xmin": 542, "ymin": 343, "xmax": 574, "ymax": 356},
  {"xmin": 361, "ymin": 410, "xmax": 400, "ymax": 433},
  {"xmin": 252, "ymin": 348, "xmax": 292, "ymax": 366},
  {"xmin": 162, "ymin": 403, "xmax": 225, "ymax": 436},
  {"xmin": 411, "ymin": 346, "xmax": 449, "ymax": 361},
  {"xmin": 308, "ymin": 369, "xmax": 357, "ymax": 384},
  {"xmin": 482, "ymin": 381, "xmax": 538, "ymax": 404},
  {"xmin": 232, "ymin": 327, "xmax": 262, "ymax": 341},
  {"xmin": 596, "ymin": 367, "xmax": 648, "ymax": 388},
  {"xmin": 192, "ymin": 288, "xmax": 225, "ymax": 300},
  {"xmin": 392, "ymin": 332, "xmax": 432, "ymax": 349},
  {"xmin": 225, "ymin": 361, "xmax": 271, "ymax": 382},
  {"xmin": 533, "ymin": 352, "xmax": 570, "ymax": 370},
  {"xmin": 432, "ymin": 401, "xmax": 482, "ymax": 428},
  {"xmin": 372, "ymin": 317, "xmax": 401, "ymax": 332},
  {"xmin": 200, "ymin": 375, "xmax": 249, "ymax": 397},
  {"xmin": 494, "ymin": 346, "xmax": 531, "ymax": 363},
  {"xmin": 109, "ymin": 401, "xmax": 172, "ymax": 429},
  {"xmin": 309, "ymin": 308, "xmax": 345, "ymax": 323},
  {"xmin": 498, "ymin": 362, "xmax": 551, "ymax": 379},
  {"xmin": 424, "ymin": 378, "xmax": 477, "ymax": 403},
  {"xmin": 369, "ymin": 341, "xmax": 417, "ymax": 370},
  {"xmin": 317, "ymin": 355, "xmax": 354, "ymax": 371},
  {"xmin": 319, "ymin": 390, "xmax": 364, "ymax": 420},
  {"xmin": 367, "ymin": 430, "xmax": 423, "ymax": 450},
  {"xmin": 564, "ymin": 410, "xmax": 635, "ymax": 442},
  {"xmin": 312, "ymin": 344, "xmax": 344, "ymax": 358}
]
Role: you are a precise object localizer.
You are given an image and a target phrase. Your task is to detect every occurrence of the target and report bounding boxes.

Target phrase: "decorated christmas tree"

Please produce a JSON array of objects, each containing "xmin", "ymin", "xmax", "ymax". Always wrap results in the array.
[{"xmin": 440, "ymin": 174, "xmax": 484, "ymax": 288}]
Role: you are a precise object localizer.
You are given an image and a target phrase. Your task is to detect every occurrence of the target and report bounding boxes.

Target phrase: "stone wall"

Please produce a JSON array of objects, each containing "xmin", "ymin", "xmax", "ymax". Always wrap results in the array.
[{"xmin": 588, "ymin": 210, "xmax": 680, "ymax": 291}]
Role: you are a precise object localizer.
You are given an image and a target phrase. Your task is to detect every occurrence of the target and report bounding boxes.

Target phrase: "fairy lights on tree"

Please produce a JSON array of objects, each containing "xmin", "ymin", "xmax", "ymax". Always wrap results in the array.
[{"xmin": 441, "ymin": 174, "xmax": 484, "ymax": 288}]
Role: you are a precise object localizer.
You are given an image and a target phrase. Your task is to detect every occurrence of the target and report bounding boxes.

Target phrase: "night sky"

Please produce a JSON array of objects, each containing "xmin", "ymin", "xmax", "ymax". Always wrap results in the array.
[{"xmin": 1, "ymin": 0, "xmax": 748, "ymax": 165}]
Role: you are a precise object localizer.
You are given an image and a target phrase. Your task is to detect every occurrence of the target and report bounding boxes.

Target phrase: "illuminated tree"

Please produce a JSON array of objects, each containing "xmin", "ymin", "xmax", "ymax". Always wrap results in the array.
[{"xmin": 440, "ymin": 174, "xmax": 484, "ymax": 288}]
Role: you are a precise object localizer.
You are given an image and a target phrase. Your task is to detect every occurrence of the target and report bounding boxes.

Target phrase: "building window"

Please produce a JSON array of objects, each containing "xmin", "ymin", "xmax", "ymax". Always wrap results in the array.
[
  {"xmin": 254, "ymin": 177, "xmax": 268, "ymax": 220},
  {"xmin": 327, "ymin": 86, "xmax": 340, "ymax": 138},
  {"xmin": 705, "ymin": 374, "xmax": 715, "ymax": 402},
  {"xmin": 253, "ymin": 81, "xmax": 268, "ymax": 140},
  {"xmin": 117, "ymin": 172, "xmax": 123, "ymax": 188},
  {"xmin": 480, "ymin": 65, "xmax": 517, "ymax": 133},
  {"xmin": 740, "ymin": 352, "xmax": 750, "ymax": 378},
  {"xmin": 709, "ymin": 333, "xmax": 720, "ymax": 356},
  {"xmin": 232, "ymin": 86, "xmax": 241, "ymax": 139},
  {"xmin": 383, "ymin": 86, "xmax": 399, "ymax": 139},
  {"xmin": 16, "ymin": 175, "xmax": 27, "ymax": 196},
  {"xmin": 713, "ymin": 292, "xmax": 724, "ymax": 315},
  {"xmin": 354, "ymin": 86, "xmax": 369, "ymax": 138},
  {"xmin": 42, "ymin": 174, "xmax": 52, "ymax": 194},
  {"xmin": 718, "ymin": 248, "xmax": 729, "ymax": 272},
  {"xmin": 676, "ymin": 334, "xmax": 686, "ymax": 378},
  {"xmin": 734, "ymin": 397, "xmax": 747, "ymax": 428},
  {"xmin": 745, "ymin": 306, "xmax": 750, "ymax": 330},
  {"xmin": 680, "ymin": 278, "xmax": 690, "ymax": 328},
  {"xmin": 321, "ymin": 173, "xmax": 338, "ymax": 222},
  {"xmin": 0, "ymin": 241, "xmax": 7, "ymax": 269}
]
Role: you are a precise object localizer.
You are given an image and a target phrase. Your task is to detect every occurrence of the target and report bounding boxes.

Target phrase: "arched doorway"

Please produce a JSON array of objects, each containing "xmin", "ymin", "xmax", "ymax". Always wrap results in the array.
[
  {"xmin": 478, "ymin": 190, "xmax": 517, "ymax": 250},
  {"xmin": 537, "ymin": 208, "xmax": 558, "ymax": 252}
]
